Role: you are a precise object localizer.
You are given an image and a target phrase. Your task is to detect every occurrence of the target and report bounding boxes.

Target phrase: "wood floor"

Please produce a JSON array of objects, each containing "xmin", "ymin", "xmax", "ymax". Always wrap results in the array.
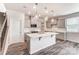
[
  {"xmin": 33, "ymin": 40, "xmax": 79, "ymax": 55},
  {"xmin": 3, "ymin": 39, "xmax": 79, "ymax": 55},
  {"xmin": 6, "ymin": 42, "xmax": 28, "ymax": 55}
]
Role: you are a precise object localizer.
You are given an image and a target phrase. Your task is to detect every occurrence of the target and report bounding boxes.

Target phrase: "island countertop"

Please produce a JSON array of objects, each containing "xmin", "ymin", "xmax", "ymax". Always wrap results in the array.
[{"xmin": 26, "ymin": 32, "xmax": 58, "ymax": 38}]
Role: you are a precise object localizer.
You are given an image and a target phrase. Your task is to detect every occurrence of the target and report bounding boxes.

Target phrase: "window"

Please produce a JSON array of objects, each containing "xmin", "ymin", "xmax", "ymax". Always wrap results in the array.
[{"xmin": 66, "ymin": 17, "xmax": 79, "ymax": 32}]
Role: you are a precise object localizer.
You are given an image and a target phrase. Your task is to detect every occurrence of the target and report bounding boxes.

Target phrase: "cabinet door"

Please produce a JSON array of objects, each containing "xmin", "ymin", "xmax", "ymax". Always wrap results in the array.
[
  {"xmin": 39, "ymin": 35, "xmax": 54, "ymax": 48},
  {"xmin": 30, "ymin": 35, "xmax": 56, "ymax": 54},
  {"xmin": 30, "ymin": 37, "xmax": 40, "ymax": 54}
]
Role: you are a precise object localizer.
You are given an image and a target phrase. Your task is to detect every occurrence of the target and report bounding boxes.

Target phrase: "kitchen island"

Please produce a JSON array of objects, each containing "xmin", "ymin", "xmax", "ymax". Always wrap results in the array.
[{"xmin": 25, "ymin": 32, "xmax": 58, "ymax": 54}]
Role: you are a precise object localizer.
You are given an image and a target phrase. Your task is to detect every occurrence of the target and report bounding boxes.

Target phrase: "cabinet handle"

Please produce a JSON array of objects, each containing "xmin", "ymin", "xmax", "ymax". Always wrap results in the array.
[
  {"xmin": 39, "ymin": 37, "xmax": 42, "ymax": 41},
  {"xmin": 51, "ymin": 35, "xmax": 53, "ymax": 37}
]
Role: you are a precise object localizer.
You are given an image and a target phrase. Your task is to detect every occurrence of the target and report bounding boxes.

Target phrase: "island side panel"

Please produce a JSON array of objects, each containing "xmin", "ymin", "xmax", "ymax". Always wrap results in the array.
[{"xmin": 30, "ymin": 35, "xmax": 56, "ymax": 54}]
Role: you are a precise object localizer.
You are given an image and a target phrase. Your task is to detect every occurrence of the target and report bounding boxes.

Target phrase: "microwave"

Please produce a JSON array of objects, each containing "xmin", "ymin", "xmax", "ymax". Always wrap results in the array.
[{"xmin": 31, "ymin": 24, "xmax": 37, "ymax": 28}]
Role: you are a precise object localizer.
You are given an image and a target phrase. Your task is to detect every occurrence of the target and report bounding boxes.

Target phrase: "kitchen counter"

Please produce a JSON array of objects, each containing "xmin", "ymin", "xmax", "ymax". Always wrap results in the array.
[
  {"xmin": 24, "ymin": 28, "xmax": 66, "ymax": 33},
  {"xmin": 45, "ymin": 28, "xmax": 66, "ymax": 33},
  {"xmin": 26, "ymin": 32, "xmax": 58, "ymax": 38},
  {"xmin": 25, "ymin": 32, "xmax": 58, "ymax": 54}
]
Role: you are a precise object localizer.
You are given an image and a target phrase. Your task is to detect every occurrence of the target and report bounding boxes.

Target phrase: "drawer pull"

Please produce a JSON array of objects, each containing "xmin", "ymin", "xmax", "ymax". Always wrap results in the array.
[{"xmin": 39, "ymin": 37, "xmax": 42, "ymax": 41}]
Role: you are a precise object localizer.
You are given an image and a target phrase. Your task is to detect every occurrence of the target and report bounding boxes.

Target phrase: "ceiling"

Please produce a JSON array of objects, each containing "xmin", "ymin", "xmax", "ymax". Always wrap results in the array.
[{"xmin": 4, "ymin": 3, "xmax": 79, "ymax": 16}]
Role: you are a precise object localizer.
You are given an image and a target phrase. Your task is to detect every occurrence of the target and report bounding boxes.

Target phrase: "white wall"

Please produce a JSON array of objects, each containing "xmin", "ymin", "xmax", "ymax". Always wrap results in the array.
[
  {"xmin": 0, "ymin": 4, "xmax": 6, "ymax": 13},
  {"xmin": 24, "ymin": 15, "xmax": 31, "ymax": 28},
  {"xmin": 7, "ymin": 10, "xmax": 24, "ymax": 45}
]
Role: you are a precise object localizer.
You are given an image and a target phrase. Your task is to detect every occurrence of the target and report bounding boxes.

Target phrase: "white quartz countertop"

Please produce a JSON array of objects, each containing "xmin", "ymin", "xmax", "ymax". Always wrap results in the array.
[
  {"xmin": 45, "ymin": 28, "xmax": 66, "ymax": 33},
  {"xmin": 24, "ymin": 28, "xmax": 66, "ymax": 33},
  {"xmin": 26, "ymin": 32, "xmax": 58, "ymax": 38}
]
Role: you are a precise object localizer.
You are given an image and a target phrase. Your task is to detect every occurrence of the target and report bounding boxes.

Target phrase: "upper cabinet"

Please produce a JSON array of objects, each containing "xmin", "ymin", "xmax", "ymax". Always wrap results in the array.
[
  {"xmin": 57, "ymin": 19, "xmax": 65, "ymax": 28},
  {"xmin": 24, "ymin": 15, "xmax": 41, "ymax": 28}
]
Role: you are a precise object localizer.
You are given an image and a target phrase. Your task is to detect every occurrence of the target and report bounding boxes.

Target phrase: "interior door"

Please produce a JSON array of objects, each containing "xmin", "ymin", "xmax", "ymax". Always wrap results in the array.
[
  {"xmin": 8, "ymin": 10, "xmax": 24, "ymax": 45},
  {"xmin": 11, "ymin": 19, "xmax": 21, "ymax": 41}
]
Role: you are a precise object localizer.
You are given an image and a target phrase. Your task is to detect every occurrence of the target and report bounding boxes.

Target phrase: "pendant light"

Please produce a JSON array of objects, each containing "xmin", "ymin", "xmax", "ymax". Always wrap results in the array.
[{"xmin": 33, "ymin": 3, "xmax": 39, "ymax": 18}]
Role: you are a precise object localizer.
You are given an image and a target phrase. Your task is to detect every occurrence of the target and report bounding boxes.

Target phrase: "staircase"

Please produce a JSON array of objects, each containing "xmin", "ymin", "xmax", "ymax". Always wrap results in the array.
[
  {"xmin": 0, "ymin": 12, "xmax": 5, "ymax": 51},
  {"xmin": 0, "ymin": 13, "xmax": 8, "ymax": 55},
  {"xmin": 0, "ymin": 37, "xmax": 2, "ymax": 55},
  {"xmin": 0, "ymin": 39, "xmax": 1, "ymax": 51},
  {"xmin": 1, "ymin": 19, "xmax": 7, "ymax": 49}
]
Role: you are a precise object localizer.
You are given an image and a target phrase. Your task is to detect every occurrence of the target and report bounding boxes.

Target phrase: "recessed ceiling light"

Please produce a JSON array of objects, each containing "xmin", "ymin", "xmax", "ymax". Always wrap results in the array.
[
  {"xmin": 44, "ymin": 7, "xmax": 47, "ymax": 10},
  {"xmin": 33, "ymin": 5, "xmax": 36, "ymax": 9},
  {"xmin": 23, "ymin": 6, "xmax": 26, "ymax": 8},
  {"xmin": 33, "ymin": 3, "xmax": 38, "ymax": 9},
  {"xmin": 35, "ymin": 3, "xmax": 38, "ymax": 5},
  {"xmin": 44, "ymin": 7, "xmax": 48, "ymax": 13}
]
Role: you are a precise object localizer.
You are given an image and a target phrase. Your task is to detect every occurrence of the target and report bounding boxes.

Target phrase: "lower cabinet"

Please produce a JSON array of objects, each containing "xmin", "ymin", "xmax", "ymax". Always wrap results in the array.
[{"xmin": 28, "ymin": 35, "xmax": 56, "ymax": 54}]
